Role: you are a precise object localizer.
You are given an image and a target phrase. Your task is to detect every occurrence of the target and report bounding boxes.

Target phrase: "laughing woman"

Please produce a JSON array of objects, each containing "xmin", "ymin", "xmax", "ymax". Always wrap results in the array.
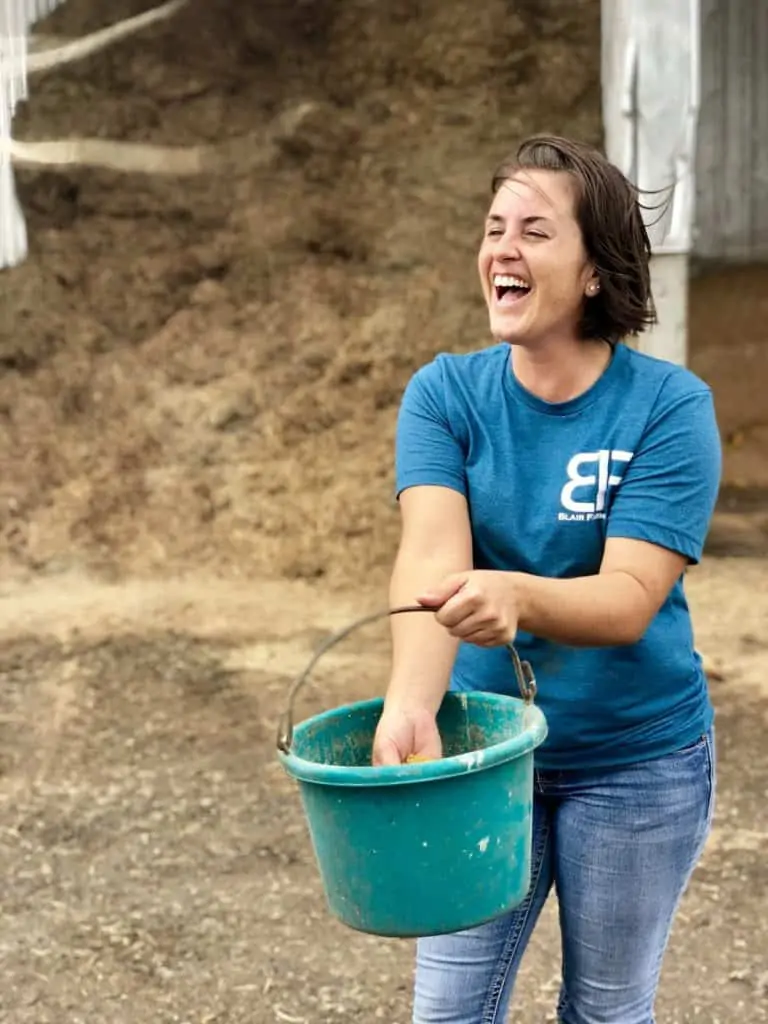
[{"xmin": 372, "ymin": 136, "xmax": 722, "ymax": 1024}]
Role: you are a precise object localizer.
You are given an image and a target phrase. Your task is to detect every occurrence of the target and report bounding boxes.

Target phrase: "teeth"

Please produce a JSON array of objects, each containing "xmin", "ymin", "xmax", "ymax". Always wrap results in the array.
[{"xmin": 493, "ymin": 274, "xmax": 530, "ymax": 289}]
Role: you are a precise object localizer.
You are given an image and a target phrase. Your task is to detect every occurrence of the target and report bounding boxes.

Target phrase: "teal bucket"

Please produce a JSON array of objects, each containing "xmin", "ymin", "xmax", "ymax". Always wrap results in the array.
[{"xmin": 276, "ymin": 606, "xmax": 548, "ymax": 939}]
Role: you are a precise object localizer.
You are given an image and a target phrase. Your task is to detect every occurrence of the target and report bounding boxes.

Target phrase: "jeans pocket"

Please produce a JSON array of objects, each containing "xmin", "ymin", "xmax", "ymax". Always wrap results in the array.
[
  {"xmin": 654, "ymin": 729, "xmax": 716, "ymax": 834},
  {"xmin": 669, "ymin": 730, "xmax": 717, "ymax": 831},
  {"xmin": 674, "ymin": 733, "xmax": 708, "ymax": 755}
]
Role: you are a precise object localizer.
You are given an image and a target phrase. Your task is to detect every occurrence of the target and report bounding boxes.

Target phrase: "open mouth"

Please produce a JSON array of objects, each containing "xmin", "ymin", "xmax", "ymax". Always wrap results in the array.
[{"xmin": 493, "ymin": 273, "xmax": 531, "ymax": 305}]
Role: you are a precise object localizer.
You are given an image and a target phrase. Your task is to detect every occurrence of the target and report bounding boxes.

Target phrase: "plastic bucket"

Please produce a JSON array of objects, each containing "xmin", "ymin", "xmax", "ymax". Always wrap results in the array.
[{"xmin": 276, "ymin": 606, "xmax": 548, "ymax": 938}]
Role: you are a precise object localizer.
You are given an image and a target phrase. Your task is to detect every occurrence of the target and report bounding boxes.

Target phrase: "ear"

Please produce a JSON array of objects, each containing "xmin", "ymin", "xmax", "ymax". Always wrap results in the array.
[{"xmin": 584, "ymin": 269, "xmax": 601, "ymax": 298}]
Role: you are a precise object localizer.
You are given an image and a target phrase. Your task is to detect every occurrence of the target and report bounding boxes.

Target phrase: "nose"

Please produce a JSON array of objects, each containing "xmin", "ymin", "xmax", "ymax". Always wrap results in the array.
[{"xmin": 493, "ymin": 228, "xmax": 522, "ymax": 261}]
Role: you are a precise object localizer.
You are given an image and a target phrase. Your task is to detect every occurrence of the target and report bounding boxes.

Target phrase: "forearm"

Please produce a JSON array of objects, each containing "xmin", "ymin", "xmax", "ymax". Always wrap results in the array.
[
  {"xmin": 386, "ymin": 551, "xmax": 467, "ymax": 715},
  {"xmin": 513, "ymin": 570, "xmax": 652, "ymax": 647}
]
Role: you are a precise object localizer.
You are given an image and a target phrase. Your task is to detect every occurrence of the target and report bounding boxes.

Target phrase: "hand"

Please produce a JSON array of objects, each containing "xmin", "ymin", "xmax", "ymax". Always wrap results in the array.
[
  {"xmin": 372, "ymin": 704, "xmax": 443, "ymax": 766},
  {"xmin": 417, "ymin": 570, "xmax": 520, "ymax": 647}
]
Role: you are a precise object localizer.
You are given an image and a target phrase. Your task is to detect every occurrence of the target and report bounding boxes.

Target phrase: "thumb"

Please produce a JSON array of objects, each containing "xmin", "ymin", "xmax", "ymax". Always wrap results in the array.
[{"xmin": 417, "ymin": 572, "xmax": 470, "ymax": 609}]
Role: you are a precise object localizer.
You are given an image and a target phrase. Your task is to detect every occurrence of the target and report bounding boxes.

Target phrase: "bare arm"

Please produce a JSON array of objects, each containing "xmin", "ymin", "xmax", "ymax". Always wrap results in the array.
[
  {"xmin": 385, "ymin": 485, "xmax": 473, "ymax": 714},
  {"xmin": 512, "ymin": 538, "xmax": 689, "ymax": 645},
  {"xmin": 421, "ymin": 537, "xmax": 689, "ymax": 648}
]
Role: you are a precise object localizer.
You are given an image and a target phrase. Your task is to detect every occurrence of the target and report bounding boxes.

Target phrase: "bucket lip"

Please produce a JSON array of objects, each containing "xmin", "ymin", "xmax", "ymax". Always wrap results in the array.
[{"xmin": 277, "ymin": 692, "xmax": 548, "ymax": 787}]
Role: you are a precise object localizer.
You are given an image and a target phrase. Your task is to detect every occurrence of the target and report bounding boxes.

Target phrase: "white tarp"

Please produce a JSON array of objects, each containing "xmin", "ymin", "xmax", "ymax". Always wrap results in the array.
[
  {"xmin": 601, "ymin": 0, "xmax": 700, "ymax": 366},
  {"xmin": 0, "ymin": 0, "xmax": 187, "ymax": 270},
  {"xmin": 601, "ymin": 0, "xmax": 700, "ymax": 254},
  {"xmin": 0, "ymin": 0, "xmax": 67, "ymax": 269}
]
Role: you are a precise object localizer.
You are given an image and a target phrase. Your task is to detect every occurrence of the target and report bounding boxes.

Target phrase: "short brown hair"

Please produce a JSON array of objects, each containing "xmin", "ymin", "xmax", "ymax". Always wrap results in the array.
[{"xmin": 491, "ymin": 135, "xmax": 657, "ymax": 344}]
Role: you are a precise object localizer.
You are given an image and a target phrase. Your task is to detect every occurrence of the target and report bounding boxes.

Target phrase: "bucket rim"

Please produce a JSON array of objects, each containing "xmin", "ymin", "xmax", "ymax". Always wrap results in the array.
[{"xmin": 277, "ymin": 692, "xmax": 548, "ymax": 787}]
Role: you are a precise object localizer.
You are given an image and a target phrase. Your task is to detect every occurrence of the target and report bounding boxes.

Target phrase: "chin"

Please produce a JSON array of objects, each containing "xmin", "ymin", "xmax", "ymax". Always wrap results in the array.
[{"xmin": 489, "ymin": 315, "xmax": 532, "ymax": 346}]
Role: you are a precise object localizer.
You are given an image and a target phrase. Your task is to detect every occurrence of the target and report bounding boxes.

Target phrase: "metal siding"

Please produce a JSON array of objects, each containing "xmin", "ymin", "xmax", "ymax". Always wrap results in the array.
[
  {"xmin": 754, "ymin": 0, "xmax": 768, "ymax": 255},
  {"xmin": 695, "ymin": 0, "xmax": 768, "ymax": 261}
]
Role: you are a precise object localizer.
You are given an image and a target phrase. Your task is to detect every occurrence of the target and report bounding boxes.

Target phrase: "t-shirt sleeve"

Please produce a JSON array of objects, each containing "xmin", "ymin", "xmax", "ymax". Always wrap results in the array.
[
  {"xmin": 395, "ymin": 359, "xmax": 468, "ymax": 498},
  {"xmin": 605, "ymin": 386, "xmax": 722, "ymax": 564}
]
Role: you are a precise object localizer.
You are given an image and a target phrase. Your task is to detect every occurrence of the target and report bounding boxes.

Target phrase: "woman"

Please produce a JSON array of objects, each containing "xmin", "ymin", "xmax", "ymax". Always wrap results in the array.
[{"xmin": 372, "ymin": 136, "xmax": 722, "ymax": 1024}]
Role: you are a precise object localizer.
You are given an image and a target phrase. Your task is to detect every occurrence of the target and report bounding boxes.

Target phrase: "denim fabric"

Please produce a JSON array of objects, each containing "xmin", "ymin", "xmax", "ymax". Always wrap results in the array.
[{"xmin": 412, "ymin": 730, "xmax": 716, "ymax": 1024}]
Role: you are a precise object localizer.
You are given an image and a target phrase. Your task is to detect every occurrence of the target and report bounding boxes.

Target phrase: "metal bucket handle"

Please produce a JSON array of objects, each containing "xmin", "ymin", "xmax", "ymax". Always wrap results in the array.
[{"xmin": 276, "ymin": 604, "xmax": 537, "ymax": 754}]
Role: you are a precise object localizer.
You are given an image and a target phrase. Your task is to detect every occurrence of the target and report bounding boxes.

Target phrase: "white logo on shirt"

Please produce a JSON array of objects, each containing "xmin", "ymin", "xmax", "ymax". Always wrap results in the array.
[{"xmin": 558, "ymin": 449, "xmax": 634, "ymax": 521}]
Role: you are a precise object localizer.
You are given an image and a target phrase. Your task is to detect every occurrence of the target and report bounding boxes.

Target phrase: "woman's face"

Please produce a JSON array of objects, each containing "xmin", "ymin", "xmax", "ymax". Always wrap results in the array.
[{"xmin": 477, "ymin": 169, "xmax": 599, "ymax": 346}]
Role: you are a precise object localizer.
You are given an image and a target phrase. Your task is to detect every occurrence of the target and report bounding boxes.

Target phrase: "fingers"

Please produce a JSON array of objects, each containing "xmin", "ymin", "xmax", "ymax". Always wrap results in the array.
[
  {"xmin": 412, "ymin": 726, "xmax": 444, "ymax": 761},
  {"xmin": 433, "ymin": 591, "xmax": 510, "ymax": 646},
  {"xmin": 372, "ymin": 737, "xmax": 403, "ymax": 767},
  {"xmin": 434, "ymin": 588, "xmax": 483, "ymax": 630},
  {"xmin": 437, "ymin": 602, "xmax": 509, "ymax": 641},
  {"xmin": 459, "ymin": 628, "xmax": 506, "ymax": 647},
  {"xmin": 419, "ymin": 572, "xmax": 515, "ymax": 647},
  {"xmin": 417, "ymin": 571, "xmax": 470, "ymax": 609}
]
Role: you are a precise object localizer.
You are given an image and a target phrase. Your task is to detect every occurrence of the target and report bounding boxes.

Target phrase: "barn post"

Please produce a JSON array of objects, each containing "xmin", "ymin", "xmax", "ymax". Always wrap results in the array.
[{"xmin": 601, "ymin": 0, "xmax": 701, "ymax": 367}]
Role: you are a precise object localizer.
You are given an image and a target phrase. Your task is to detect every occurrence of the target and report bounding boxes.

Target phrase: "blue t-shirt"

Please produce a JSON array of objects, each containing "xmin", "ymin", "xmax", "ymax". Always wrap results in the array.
[{"xmin": 394, "ymin": 342, "xmax": 722, "ymax": 770}]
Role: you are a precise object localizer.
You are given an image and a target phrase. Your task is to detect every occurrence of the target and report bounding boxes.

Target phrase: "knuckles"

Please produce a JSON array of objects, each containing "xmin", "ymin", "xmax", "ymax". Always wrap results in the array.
[{"xmin": 432, "ymin": 572, "xmax": 511, "ymax": 647}]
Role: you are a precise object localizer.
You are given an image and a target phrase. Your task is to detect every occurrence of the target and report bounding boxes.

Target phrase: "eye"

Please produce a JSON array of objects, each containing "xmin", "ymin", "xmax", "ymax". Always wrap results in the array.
[
  {"xmin": 486, "ymin": 227, "xmax": 503, "ymax": 238},
  {"xmin": 524, "ymin": 230, "xmax": 548, "ymax": 240}
]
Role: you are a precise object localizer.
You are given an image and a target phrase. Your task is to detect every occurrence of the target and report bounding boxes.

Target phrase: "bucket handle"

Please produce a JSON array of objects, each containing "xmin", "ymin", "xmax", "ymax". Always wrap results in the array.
[{"xmin": 276, "ymin": 604, "xmax": 537, "ymax": 754}]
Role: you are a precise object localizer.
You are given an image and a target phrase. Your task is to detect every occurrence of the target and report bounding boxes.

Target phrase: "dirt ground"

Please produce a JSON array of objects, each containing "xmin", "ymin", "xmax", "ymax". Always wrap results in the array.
[
  {"xmin": 1, "ymin": 0, "xmax": 767, "ymax": 1021},
  {"xmin": 0, "ymin": 563, "xmax": 767, "ymax": 1024}
]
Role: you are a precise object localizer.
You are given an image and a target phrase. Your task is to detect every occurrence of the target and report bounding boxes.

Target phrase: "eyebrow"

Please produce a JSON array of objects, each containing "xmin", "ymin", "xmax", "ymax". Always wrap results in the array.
[{"xmin": 486, "ymin": 214, "xmax": 553, "ymax": 226}]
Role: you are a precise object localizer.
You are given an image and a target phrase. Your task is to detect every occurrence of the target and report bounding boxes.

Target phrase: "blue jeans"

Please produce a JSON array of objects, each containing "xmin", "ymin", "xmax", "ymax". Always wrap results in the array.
[{"xmin": 413, "ymin": 730, "xmax": 716, "ymax": 1024}]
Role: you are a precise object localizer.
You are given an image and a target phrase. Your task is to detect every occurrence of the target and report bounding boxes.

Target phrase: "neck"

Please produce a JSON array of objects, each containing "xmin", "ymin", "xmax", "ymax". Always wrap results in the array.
[{"xmin": 510, "ymin": 336, "xmax": 612, "ymax": 403}]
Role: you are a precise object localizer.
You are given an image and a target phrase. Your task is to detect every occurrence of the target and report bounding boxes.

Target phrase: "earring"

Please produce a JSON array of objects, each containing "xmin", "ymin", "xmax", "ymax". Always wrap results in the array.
[{"xmin": 587, "ymin": 282, "xmax": 600, "ymax": 297}]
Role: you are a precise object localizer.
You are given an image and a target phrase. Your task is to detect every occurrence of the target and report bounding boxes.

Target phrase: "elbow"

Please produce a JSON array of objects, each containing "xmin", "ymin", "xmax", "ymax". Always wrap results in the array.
[
  {"xmin": 602, "ymin": 572, "xmax": 657, "ymax": 646},
  {"xmin": 609, "ymin": 603, "xmax": 654, "ymax": 647},
  {"xmin": 613, "ymin": 619, "xmax": 648, "ymax": 646},
  {"xmin": 580, "ymin": 618, "xmax": 645, "ymax": 647}
]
